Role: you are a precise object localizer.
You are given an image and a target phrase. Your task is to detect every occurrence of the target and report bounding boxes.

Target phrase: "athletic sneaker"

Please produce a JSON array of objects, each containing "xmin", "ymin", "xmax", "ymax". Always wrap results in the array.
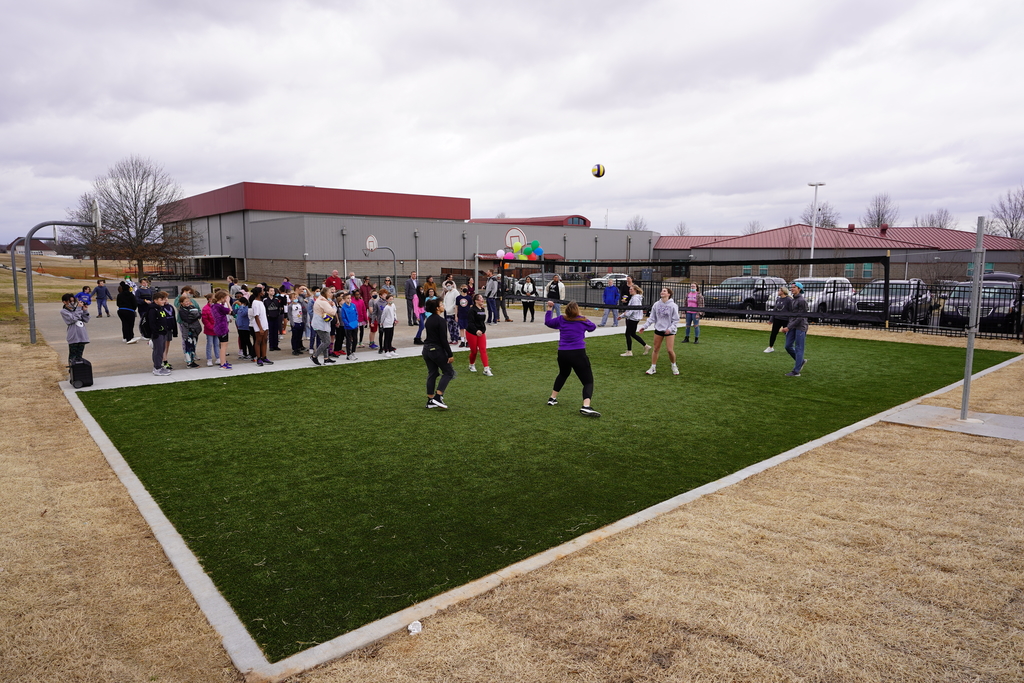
[
  {"xmin": 152, "ymin": 368, "xmax": 164, "ymax": 376},
  {"xmin": 220, "ymin": 362, "xmax": 232, "ymax": 370},
  {"xmin": 800, "ymin": 359, "xmax": 807, "ymax": 372},
  {"xmin": 127, "ymin": 337, "xmax": 139, "ymax": 344},
  {"xmin": 207, "ymin": 359, "xmax": 214, "ymax": 367},
  {"xmin": 162, "ymin": 361, "xmax": 173, "ymax": 370},
  {"xmin": 483, "ymin": 366, "xmax": 494, "ymax": 377},
  {"xmin": 311, "ymin": 355, "xmax": 321, "ymax": 365},
  {"xmin": 426, "ymin": 399, "xmax": 438, "ymax": 409},
  {"xmin": 430, "ymin": 395, "xmax": 449, "ymax": 410},
  {"xmin": 262, "ymin": 359, "xmax": 274, "ymax": 365},
  {"xmin": 764, "ymin": 347, "xmax": 774, "ymax": 353},
  {"xmin": 347, "ymin": 354, "xmax": 357, "ymax": 360},
  {"xmin": 369, "ymin": 343, "xmax": 378, "ymax": 349},
  {"xmin": 469, "ymin": 364, "xmax": 477, "ymax": 372},
  {"xmin": 324, "ymin": 357, "xmax": 337, "ymax": 363},
  {"xmin": 645, "ymin": 366, "xmax": 657, "ymax": 375},
  {"xmin": 785, "ymin": 370, "xmax": 801, "ymax": 377},
  {"xmin": 257, "ymin": 360, "xmax": 264, "ymax": 367},
  {"xmin": 620, "ymin": 350, "xmax": 633, "ymax": 357},
  {"xmin": 547, "ymin": 397, "xmax": 558, "ymax": 406},
  {"xmin": 187, "ymin": 361, "xmax": 200, "ymax": 368},
  {"xmin": 671, "ymin": 363, "xmax": 680, "ymax": 375},
  {"xmin": 643, "ymin": 345, "xmax": 652, "ymax": 355},
  {"xmin": 579, "ymin": 406, "xmax": 601, "ymax": 417}
]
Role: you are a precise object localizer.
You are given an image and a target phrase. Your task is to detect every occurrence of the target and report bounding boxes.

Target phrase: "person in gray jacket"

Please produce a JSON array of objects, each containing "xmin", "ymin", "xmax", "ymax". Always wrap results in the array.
[
  {"xmin": 61, "ymin": 293, "xmax": 90, "ymax": 364},
  {"xmin": 782, "ymin": 282, "xmax": 808, "ymax": 376},
  {"xmin": 484, "ymin": 270, "xmax": 500, "ymax": 324}
]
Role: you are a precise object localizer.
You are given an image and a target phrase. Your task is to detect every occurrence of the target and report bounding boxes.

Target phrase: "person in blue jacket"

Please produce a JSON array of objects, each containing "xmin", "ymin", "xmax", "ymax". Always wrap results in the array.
[
  {"xmin": 599, "ymin": 280, "xmax": 620, "ymax": 327},
  {"xmin": 339, "ymin": 291, "xmax": 360, "ymax": 360}
]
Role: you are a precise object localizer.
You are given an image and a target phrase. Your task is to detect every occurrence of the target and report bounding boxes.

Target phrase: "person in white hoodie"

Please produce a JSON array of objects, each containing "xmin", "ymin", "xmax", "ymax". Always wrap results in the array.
[
  {"xmin": 638, "ymin": 287, "xmax": 680, "ymax": 375},
  {"xmin": 442, "ymin": 280, "xmax": 460, "ymax": 344},
  {"xmin": 378, "ymin": 291, "xmax": 399, "ymax": 357}
]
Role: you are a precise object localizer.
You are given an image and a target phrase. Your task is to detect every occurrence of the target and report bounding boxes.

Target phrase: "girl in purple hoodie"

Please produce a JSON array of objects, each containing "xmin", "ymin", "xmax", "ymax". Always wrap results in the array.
[
  {"xmin": 211, "ymin": 290, "xmax": 233, "ymax": 370},
  {"xmin": 544, "ymin": 300, "xmax": 600, "ymax": 417}
]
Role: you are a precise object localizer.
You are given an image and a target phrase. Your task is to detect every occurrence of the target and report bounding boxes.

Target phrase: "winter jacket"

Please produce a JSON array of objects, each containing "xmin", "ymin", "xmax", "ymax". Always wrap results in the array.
[
  {"xmin": 201, "ymin": 303, "xmax": 216, "ymax": 336},
  {"xmin": 61, "ymin": 305, "xmax": 90, "ymax": 344},
  {"xmin": 178, "ymin": 302, "xmax": 202, "ymax": 337},
  {"xmin": 642, "ymin": 299, "xmax": 680, "ymax": 335},
  {"xmin": 146, "ymin": 304, "xmax": 177, "ymax": 338}
]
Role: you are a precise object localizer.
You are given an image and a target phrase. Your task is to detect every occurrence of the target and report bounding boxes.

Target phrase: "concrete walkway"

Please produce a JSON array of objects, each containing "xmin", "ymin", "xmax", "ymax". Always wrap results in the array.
[
  {"xmin": 883, "ymin": 404, "xmax": 1024, "ymax": 442},
  {"xmin": 36, "ymin": 301, "xmax": 604, "ymax": 383}
]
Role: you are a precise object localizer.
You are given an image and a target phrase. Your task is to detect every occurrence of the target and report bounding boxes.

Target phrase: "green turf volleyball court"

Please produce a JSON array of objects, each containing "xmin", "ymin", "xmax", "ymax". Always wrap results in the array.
[{"xmin": 78, "ymin": 328, "xmax": 1017, "ymax": 661}]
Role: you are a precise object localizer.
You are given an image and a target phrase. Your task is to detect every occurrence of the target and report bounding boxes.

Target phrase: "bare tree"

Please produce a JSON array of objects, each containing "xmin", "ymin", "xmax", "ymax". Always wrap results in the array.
[
  {"xmin": 742, "ymin": 220, "xmax": 764, "ymax": 235},
  {"xmin": 68, "ymin": 155, "xmax": 190, "ymax": 277},
  {"xmin": 624, "ymin": 214, "xmax": 647, "ymax": 231},
  {"xmin": 988, "ymin": 184, "xmax": 1024, "ymax": 239},
  {"xmin": 495, "ymin": 211, "xmax": 507, "ymax": 219},
  {"xmin": 912, "ymin": 208, "xmax": 959, "ymax": 231},
  {"xmin": 861, "ymin": 193, "xmax": 900, "ymax": 228},
  {"xmin": 674, "ymin": 221, "xmax": 689, "ymax": 236},
  {"xmin": 63, "ymin": 192, "xmax": 110, "ymax": 277},
  {"xmin": 799, "ymin": 201, "xmax": 841, "ymax": 230},
  {"xmin": 779, "ymin": 216, "xmax": 794, "ymax": 227}
]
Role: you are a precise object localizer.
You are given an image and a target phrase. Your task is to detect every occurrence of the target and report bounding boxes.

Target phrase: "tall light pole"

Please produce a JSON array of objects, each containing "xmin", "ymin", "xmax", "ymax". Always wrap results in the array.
[{"xmin": 807, "ymin": 182, "xmax": 825, "ymax": 277}]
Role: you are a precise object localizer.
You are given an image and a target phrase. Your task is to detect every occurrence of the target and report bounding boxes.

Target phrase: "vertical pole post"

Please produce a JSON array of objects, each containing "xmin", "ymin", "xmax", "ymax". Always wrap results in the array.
[
  {"xmin": 960, "ymin": 216, "xmax": 986, "ymax": 421},
  {"xmin": 10, "ymin": 237, "xmax": 22, "ymax": 312}
]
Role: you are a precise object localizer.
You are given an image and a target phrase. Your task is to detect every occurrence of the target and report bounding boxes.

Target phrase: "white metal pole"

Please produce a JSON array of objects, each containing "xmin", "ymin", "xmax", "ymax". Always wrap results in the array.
[{"xmin": 960, "ymin": 216, "xmax": 986, "ymax": 422}]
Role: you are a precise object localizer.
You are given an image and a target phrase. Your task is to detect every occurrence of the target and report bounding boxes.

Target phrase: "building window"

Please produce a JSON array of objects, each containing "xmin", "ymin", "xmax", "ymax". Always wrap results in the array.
[
  {"xmin": 862, "ymin": 263, "xmax": 873, "ymax": 279},
  {"xmin": 845, "ymin": 263, "xmax": 855, "ymax": 278},
  {"xmin": 742, "ymin": 265, "xmax": 752, "ymax": 275},
  {"xmin": 759, "ymin": 265, "xmax": 768, "ymax": 276},
  {"xmin": 968, "ymin": 261, "xmax": 995, "ymax": 275}
]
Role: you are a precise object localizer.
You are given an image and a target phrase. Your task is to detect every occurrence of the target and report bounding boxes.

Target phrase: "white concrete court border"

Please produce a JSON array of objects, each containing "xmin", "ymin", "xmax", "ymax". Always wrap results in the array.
[{"xmin": 58, "ymin": 330, "xmax": 1024, "ymax": 682}]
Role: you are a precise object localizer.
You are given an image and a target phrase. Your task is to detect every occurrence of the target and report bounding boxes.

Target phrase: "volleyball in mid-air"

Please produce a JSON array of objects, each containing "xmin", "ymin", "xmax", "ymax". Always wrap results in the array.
[{"xmin": 592, "ymin": 164, "xmax": 605, "ymax": 178}]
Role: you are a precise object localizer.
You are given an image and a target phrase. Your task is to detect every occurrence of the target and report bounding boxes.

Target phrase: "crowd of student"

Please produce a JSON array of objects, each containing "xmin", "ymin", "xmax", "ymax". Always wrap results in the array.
[{"xmin": 60, "ymin": 268, "xmax": 811, "ymax": 384}]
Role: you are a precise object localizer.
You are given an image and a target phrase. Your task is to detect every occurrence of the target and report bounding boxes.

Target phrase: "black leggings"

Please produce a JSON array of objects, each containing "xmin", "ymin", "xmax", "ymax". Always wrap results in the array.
[
  {"xmin": 382, "ymin": 326, "xmax": 395, "ymax": 352},
  {"xmin": 624, "ymin": 319, "xmax": 646, "ymax": 350},
  {"xmin": 238, "ymin": 329, "xmax": 255, "ymax": 357},
  {"xmin": 522, "ymin": 300, "xmax": 535, "ymax": 321},
  {"xmin": 553, "ymin": 349, "xmax": 594, "ymax": 400},
  {"xmin": 769, "ymin": 319, "xmax": 785, "ymax": 348},
  {"xmin": 117, "ymin": 310, "xmax": 136, "ymax": 341},
  {"xmin": 423, "ymin": 347, "xmax": 454, "ymax": 395}
]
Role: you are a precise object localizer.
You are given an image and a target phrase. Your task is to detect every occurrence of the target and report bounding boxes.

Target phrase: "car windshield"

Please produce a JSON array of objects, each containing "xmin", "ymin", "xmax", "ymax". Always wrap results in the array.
[
  {"xmin": 719, "ymin": 278, "xmax": 756, "ymax": 286},
  {"xmin": 859, "ymin": 283, "xmax": 911, "ymax": 297},
  {"xmin": 950, "ymin": 284, "xmax": 1013, "ymax": 299},
  {"xmin": 800, "ymin": 282, "xmax": 827, "ymax": 292}
]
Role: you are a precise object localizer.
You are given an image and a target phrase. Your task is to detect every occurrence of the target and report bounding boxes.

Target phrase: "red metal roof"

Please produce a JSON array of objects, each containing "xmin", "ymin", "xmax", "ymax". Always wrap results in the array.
[
  {"xmin": 160, "ymin": 182, "xmax": 471, "ymax": 222},
  {"xmin": 469, "ymin": 216, "xmax": 591, "ymax": 227},
  {"xmin": 653, "ymin": 235, "xmax": 720, "ymax": 250},
  {"xmin": 849, "ymin": 226, "xmax": 1024, "ymax": 251},
  {"xmin": 656, "ymin": 224, "xmax": 934, "ymax": 251}
]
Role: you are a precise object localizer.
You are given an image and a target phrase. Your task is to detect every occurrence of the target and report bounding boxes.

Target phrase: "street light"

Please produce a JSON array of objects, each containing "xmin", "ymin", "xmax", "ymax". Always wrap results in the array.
[{"xmin": 808, "ymin": 182, "xmax": 825, "ymax": 276}]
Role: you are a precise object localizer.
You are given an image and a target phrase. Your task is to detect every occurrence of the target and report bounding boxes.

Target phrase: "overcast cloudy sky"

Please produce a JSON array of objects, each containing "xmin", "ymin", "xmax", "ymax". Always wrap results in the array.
[{"xmin": 3, "ymin": 0, "xmax": 1022, "ymax": 245}]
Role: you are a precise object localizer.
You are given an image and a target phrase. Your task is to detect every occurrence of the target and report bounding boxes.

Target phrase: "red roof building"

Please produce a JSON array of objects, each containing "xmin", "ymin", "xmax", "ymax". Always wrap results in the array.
[{"xmin": 468, "ymin": 215, "xmax": 591, "ymax": 228}]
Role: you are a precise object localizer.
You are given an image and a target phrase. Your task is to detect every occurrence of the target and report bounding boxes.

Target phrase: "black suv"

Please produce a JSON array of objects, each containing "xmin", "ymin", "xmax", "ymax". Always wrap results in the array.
[
  {"xmin": 939, "ymin": 277, "xmax": 1021, "ymax": 332},
  {"xmin": 702, "ymin": 276, "xmax": 787, "ymax": 313},
  {"xmin": 854, "ymin": 278, "xmax": 932, "ymax": 324}
]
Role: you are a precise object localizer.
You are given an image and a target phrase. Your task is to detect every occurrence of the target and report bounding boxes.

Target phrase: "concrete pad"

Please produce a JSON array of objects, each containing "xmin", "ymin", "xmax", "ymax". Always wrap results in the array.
[{"xmin": 882, "ymin": 404, "xmax": 1024, "ymax": 442}]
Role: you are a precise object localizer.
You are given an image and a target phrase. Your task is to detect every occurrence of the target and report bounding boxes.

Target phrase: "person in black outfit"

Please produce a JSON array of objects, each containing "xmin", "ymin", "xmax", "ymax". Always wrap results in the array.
[
  {"xmin": 422, "ymin": 299, "xmax": 455, "ymax": 409},
  {"xmin": 265, "ymin": 286, "xmax": 285, "ymax": 351},
  {"xmin": 764, "ymin": 285, "xmax": 791, "ymax": 353},
  {"xmin": 116, "ymin": 282, "xmax": 139, "ymax": 343}
]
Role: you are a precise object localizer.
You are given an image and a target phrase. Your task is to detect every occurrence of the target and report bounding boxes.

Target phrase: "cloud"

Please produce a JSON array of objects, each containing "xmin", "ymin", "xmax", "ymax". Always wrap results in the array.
[{"xmin": 2, "ymin": 0, "xmax": 1023, "ymax": 244}]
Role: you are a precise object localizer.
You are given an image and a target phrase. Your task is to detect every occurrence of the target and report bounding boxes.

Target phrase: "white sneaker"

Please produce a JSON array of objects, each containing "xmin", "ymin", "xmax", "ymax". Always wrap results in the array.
[
  {"xmin": 643, "ymin": 345, "xmax": 652, "ymax": 355},
  {"xmin": 126, "ymin": 337, "xmax": 139, "ymax": 344},
  {"xmin": 207, "ymin": 359, "xmax": 213, "ymax": 367},
  {"xmin": 620, "ymin": 350, "xmax": 633, "ymax": 357},
  {"xmin": 671, "ymin": 363, "xmax": 680, "ymax": 375},
  {"xmin": 763, "ymin": 347, "xmax": 774, "ymax": 353},
  {"xmin": 483, "ymin": 366, "xmax": 494, "ymax": 376},
  {"xmin": 645, "ymin": 366, "xmax": 657, "ymax": 375},
  {"xmin": 152, "ymin": 368, "xmax": 163, "ymax": 376},
  {"xmin": 469, "ymin": 364, "xmax": 477, "ymax": 372}
]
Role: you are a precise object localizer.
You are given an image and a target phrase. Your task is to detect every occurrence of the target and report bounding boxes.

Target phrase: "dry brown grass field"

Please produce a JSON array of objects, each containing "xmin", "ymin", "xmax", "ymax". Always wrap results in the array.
[{"xmin": 1, "ymin": 293, "xmax": 1022, "ymax": 682}]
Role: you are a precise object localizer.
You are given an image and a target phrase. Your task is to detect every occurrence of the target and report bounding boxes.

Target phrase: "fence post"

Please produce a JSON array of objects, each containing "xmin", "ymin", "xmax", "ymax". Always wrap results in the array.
[{"xmin": 959, "ymin": 217, "xmax": 986, "ymax": 422}]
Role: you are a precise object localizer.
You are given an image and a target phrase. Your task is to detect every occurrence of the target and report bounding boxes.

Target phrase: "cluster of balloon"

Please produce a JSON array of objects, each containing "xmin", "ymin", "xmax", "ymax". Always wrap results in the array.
[{"xmin": 496, "ymin": 240, "xmax": 545, "ymax": 262}]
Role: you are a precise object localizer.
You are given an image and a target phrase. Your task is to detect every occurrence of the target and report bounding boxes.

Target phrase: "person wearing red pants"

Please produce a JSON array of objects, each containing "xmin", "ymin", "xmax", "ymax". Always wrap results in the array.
[{"xmin": 465, "ymin": 293, "xmax": 494, "ymax": 377}]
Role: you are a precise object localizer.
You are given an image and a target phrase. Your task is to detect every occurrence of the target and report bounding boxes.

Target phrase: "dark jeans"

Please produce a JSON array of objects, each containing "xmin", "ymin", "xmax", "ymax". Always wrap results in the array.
[
  {"xmin": 423, "ymin": 346, "xmax": 455, "ymax": 396},
  {"xmin": 117, "ymin": 310, "xmax": 136, "ymax": 341},
  {"xmin": 486, "ymin": 298, "xmax": 498, "ymax": 324},
  {"xmin": 268, "ymin": 315, "xmax": 281, "ymax": 350},
  {"xmin": 785, "ymin": 327, "xmax": 806, "ymax": 372},
  {"xmin": 407, "ymin": 298, "xmax": 416, "ymax": 325},
  {"xmin": 95, "ymin": 298, "xmax": 109, "ymax": 316},
  {"xmin": 68, "ymin": 342, "xmax": 86, "ymax": 364},
  {"xmin": 553, "ymin": 348, "xmax": 594, "ymax": 400},
  {"xmin": 345, "ymin": 327, "xmax": 358, "ymax": 355},
  {"xmin": 768, "ymin": 319, "xmax": 785, "ymax": 348},
  {"xmin": 291, "ymin": 322, "xmax": 306, "ymax": 351},
  {"xmin": 238, "ymin": 329, "xmax": 254, "ymax": 358}
]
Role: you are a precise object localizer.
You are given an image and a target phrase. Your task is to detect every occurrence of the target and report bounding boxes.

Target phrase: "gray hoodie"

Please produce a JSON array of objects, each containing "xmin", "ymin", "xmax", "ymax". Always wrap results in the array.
[{"xmin": 61, "ymin": 304, "xmax": 90, "ymax": 344}]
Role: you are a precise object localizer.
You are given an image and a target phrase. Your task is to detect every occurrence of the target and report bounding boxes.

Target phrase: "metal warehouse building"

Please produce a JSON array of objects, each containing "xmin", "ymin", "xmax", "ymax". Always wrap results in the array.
[{"xmin": 159, "ymin": 182, "xmax": 660, "ymax": 284}]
